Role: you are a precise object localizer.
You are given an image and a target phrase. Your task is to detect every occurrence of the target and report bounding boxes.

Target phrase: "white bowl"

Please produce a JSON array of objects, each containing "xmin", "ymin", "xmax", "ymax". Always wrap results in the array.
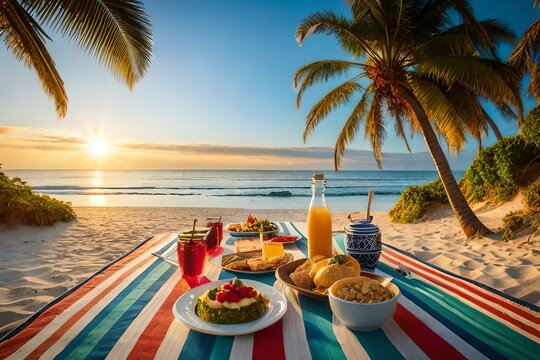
[{"xmin": 329, "ymin": 276, "xmax": 400, "ymax": 332}]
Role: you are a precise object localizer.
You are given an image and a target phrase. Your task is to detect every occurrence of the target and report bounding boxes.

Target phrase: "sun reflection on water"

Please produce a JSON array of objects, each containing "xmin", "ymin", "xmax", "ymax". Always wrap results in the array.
[
  {"xmin": 91, "ymin": 170, "xmax": 103, "ymax": 187},
  {"xmin": 88, "ymin": 194, "xmax": 107, "ymax": 206}
]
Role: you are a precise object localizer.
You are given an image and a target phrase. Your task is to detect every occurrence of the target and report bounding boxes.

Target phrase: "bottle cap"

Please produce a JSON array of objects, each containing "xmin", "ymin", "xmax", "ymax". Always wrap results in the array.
[{"xmin": 312, "ymin": 173, "xmax": 325, "ymax": 180}]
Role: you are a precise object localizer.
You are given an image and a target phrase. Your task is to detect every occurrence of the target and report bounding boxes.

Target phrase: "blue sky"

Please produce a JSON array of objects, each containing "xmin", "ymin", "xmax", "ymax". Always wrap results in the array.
[{"xmin": 0, "ymin": 0, "xmax": 538, "ymax": 170}]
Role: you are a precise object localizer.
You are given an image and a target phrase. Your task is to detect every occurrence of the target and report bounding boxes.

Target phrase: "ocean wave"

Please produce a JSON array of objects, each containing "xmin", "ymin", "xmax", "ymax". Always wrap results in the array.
[
  {"xmin": 33, "ymin": 184, "xmax": 409, "ymax": 191},
  {"xmin": 213, "ymin": 190, "xmax": 403, "ymax": 197},
  {"xmin": 38, "ymin": 190, "xmax": 404, "ymax": 197}
]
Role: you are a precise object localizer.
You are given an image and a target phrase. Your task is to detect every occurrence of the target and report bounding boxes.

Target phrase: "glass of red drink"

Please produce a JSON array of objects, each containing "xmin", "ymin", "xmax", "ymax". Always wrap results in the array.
[
  {"xmin": 205, "ymin": 217, "xmax": 223, "ymax": 252},
  {"xmin": 177, "ymin": 238, "xmax": 206, "ymax": 284}
]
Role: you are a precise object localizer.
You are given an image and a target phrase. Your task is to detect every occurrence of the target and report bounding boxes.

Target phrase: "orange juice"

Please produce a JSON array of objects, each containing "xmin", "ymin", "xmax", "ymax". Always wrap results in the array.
[
  {"xmin": 262, "ymin": 242, "xmax": 284, "ymax": 260},
  {"xmin": 307, "ymin": 206, "xmax": 333, "ymax": 257}
]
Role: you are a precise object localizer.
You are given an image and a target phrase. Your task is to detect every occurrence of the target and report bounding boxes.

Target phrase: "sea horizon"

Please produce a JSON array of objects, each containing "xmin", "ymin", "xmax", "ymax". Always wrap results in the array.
[{"xmin": 4, "ymin": 169, "xmax": 463, "ymax": 211}]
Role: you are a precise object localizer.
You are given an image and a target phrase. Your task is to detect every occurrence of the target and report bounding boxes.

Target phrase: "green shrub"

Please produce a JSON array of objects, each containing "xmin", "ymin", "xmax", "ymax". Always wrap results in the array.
[
  {"xmin": 0, "ymin": 167, "xmax": 76, "ymax": 226},
  {"xmin": 502, "ymin": 211, "xmax": 524, "ymax": 241},
  {"xmin": 523, "ymin": 178, "xmax": 540, "ymax": 210},
  {"xmin": 460, "ymin": 136, "xmax": 538, "ymax": 202},
  {"xmin": 389, "ymin": 179, "xmax": 447, "ymax": 223},
  {"xmin": 522, "ymin": 106, "xmax": 540, "ymax": 147}
]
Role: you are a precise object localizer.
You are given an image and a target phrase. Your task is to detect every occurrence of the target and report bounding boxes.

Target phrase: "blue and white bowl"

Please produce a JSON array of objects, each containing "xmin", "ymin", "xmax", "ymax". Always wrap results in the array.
[
  {"xmin": 346, "ymin": 250, "xmax": 381, "ymax": 268},
  {"xmin": 345, "ymin": 220, "xmax": 381, "ymax": 268}
]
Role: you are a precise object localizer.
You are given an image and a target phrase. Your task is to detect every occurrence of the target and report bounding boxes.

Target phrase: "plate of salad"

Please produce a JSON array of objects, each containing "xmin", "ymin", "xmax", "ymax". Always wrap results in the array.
[{"xmin": 225, "ymin": 214, "xmax": 279, "ymax": 237}]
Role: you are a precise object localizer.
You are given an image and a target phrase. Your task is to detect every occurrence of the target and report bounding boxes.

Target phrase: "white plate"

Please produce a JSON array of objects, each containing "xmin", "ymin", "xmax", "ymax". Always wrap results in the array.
[
  {"xmin": 172, "ymin": 279, "xmax": 287, "ymax": 336},
  {"xmin": 225, "ymin": 223, "xmax": 279, "ymax": 237},
  {"xmin": 210, "ymin": 248, "xmax": 288, "ymax": 274}
]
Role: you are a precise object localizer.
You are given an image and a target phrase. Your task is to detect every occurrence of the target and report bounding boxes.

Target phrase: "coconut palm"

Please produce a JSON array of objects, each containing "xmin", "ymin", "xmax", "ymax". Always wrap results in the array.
[
  {"xmin": 0, "ymin": 0, "xmax": 152, "ymax": 118},
  {"xmin": 294, "ymin": 0, "xmax": 523, "ymax": 237},
  {"xmin": 509, "ymin": 1, "xmax": 540, "ymax": 102}
]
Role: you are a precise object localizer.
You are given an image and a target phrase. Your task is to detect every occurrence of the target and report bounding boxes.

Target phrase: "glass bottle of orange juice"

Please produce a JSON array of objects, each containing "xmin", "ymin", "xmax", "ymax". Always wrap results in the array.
[{"xmin": 307, "ymin": 173, "xmax": 332, "ymax": 257}]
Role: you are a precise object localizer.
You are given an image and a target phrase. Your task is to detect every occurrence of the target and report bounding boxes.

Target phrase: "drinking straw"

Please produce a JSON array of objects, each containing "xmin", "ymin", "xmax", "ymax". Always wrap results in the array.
[
  {"xmin": 184, "ymin": 219, "xmax": 197, "ymax": 277},
  {"xmin": 190, "ymin": 219, "xmax": 197, "ymax": 242},
  {"xmin": 366, "ymin": 189, "xmax": 374, "ymax": 222}
]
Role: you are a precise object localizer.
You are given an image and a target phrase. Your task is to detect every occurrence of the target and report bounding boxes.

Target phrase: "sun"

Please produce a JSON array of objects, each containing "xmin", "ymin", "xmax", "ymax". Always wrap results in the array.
[{"xmin": 86, "ymin": 140, "xmax": 110, "ymax": 158}]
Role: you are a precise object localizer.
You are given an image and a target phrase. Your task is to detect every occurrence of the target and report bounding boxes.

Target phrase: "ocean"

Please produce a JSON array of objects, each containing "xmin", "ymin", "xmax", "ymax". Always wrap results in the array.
[{"xmin": 4, "ymin": 170, "xmax": 459, "ymax": 211}]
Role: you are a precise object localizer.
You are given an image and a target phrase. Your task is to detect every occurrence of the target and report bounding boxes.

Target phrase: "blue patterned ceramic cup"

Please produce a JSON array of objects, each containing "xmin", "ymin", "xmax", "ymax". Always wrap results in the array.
[{"xmin": 345, "ymin": 220, "xmax": 381, "ymax": 268}]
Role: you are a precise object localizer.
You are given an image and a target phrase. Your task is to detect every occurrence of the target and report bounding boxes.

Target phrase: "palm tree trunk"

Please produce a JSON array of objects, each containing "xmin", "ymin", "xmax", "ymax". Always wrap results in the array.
[{"xmin": 399, "ymin": 87, "xmax": 491, "ymax": 237}]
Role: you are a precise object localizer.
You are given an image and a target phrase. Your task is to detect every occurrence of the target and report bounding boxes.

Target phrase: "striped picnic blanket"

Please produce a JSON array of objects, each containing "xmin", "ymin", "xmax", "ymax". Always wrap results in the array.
[{"xmin": 0, "ymin": 222, "xmax": 538, "ymax": 359}]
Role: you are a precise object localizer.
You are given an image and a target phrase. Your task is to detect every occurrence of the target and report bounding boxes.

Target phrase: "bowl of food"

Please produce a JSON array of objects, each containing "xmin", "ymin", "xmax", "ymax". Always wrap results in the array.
[
  {"xmin": 276, "ymin": 255, "xmax": 361, "ymax": 299},
  {"xmin": 328, "ymin": 276, "xmax": 400, "ymax": 331}
]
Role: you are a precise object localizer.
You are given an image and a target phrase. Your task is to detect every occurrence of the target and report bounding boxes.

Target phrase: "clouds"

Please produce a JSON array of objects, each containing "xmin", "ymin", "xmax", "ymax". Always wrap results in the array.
[{"xmin": 0, "ymin": 126, "xmax": 473, "ymax": 170}]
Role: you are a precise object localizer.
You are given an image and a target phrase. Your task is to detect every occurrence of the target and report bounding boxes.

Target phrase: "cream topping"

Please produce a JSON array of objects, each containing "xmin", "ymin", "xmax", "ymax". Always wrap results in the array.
[{"xmin": 201, "ymin": 289, "xmax": 259, "ymax": 309}]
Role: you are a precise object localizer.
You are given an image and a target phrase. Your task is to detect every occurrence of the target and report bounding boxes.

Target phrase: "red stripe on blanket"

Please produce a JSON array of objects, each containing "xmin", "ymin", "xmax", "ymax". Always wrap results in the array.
[
  {"xmin": 383, "ymin": 247, "xmax": 538, "ymax": 324},
  {"xmin": 127, "ymin": 277, "xmax": 191, "ymax": 359},
  {"xmin": 381, "ymin": 251, "xmax": 540, "ymax": 337},
  {"xmin": 394, "ymin": 303, "xmax": 467, "ymax": 360},
  {"xmin": 252, "ymin": 320, "xmax": 286, "ymax": 360},
  {"xmin": 26, "ymin": 257, "xmax": 156, "ymax": 360},
  {"xmin": 0, "ymin": 234, "xmax": 168, "ymax": 359}
]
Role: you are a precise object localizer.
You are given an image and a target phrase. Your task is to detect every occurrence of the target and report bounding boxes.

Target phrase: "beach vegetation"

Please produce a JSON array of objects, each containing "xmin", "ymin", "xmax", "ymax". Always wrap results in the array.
[
  {"xmin": 391, "ymin": 105, "xmax": 540, "ymax": 223},
  {"xmin": 0, "ymin": 0, "xmax": 152, "ymax": 118},
  {"xmin": 389, "ymin": 179, "xmax": 447, "ymax": 223},
  {"xmin": 0, "ymin": 167, "xmax": 76, "ymax": 226},
  {"xmin": 521, "ymin": 106, "xmax": 540, "ymax": 147},
  {"xmin": 509, "ymin": 1, "xmax": 540, "ymax": 101},
  {"xmin": 523, "ymin": 179, "xmax": 540, "ymax": 210},
  {"xmin": 294, "ymin": 0, "xmax": 522, "ymax": 237},
  {"xmin": 502, "ymin": 211, "xmax": 525, "ymax": 241},
  {"xmin": 460, "ymin": 137, "xmax": 537, "ymax": 202}
]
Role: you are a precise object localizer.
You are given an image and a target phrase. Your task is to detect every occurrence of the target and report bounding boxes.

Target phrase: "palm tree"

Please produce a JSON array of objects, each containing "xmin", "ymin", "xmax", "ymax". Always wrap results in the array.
[
  {"xmin": 0, "ymin": 0, "xmax": 152, "ymax": 118},
  {"xmin": 294, "ymin": 0, "xmax": 523, "ymax": 237},
  {"xmin": 509, "ymin": 1, "xmax": 540, "ymax": 103}
]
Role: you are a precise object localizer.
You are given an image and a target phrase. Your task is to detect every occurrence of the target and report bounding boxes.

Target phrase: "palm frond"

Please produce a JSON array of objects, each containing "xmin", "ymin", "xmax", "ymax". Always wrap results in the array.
[
  {"xmin": 334, "ymin": 85, "xmax": 374, "ymax": 170},
  {"xmin": 408, "ymin": 75, "xmax": 466, "ymax": 152},
  {"xmin": 481, "ymin": 108, "xmax": 503, "ymax": 140},
  {"xmin": 393, "ymin": 112, "xmax": 412, "ymax": 153},
  {"xmin": 508, "ymin": 19, "xmax": 540, "ymax": 73},
  {"xmin": 364, "ymin": 91, "xmax": 385, "ymax": 169},
  {"xmin": 1, "ymin": 0, "xmax": 67, "ymax": 117},
  {"xmin": 411, "ymin": 34, "xmax": 478, "ymax": 58},
  {"xmin": 444, "ymin": 86, "xmax": 488, "ymax": 140},
  {"xmin": 293, "ymin": 60, "xmax": 359, "ymax": 108},
  {"xmin": 443, "ymin": 19, "xmax": 515, "ymax": 59},
  {"xmin": 529, "ymin": 59, "xmax": 540, "ymax": 101},
  {"xmin": 295, "ymin": 11, "xmax": 377, "ymax": 61},
  {"xmin": 415, "ymin": 55, "xmax": 522, "ymax": 118},
  {"xmin": 304, "ymin": 81, "xmax": 363, "ymax": 142},
  {"xmin": 25, "ymin": 0, "xmax": 152, "ymax": 89}
]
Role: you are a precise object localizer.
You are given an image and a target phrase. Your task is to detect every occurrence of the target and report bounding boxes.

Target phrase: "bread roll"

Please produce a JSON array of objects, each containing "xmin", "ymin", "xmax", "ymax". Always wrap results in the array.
[
  {"xmin": 295, "ymin": 255, "xmax": 326, "ymax": 273},
  {"xmin": 290, "ymin": 270, "xmax": 314, "ymax": 289},
  {"xmin": 313, "ymin": 255, "xmax": 361, "ymax": 289},
  {"xmin": 309, "ymin": 258, "xmax": 330, "ymax": 279}
]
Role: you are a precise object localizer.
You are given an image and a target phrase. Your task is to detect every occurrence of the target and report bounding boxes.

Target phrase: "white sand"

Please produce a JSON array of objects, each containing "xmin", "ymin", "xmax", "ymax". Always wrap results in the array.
[{"xmin": 0, "ymin": 204, "xmax": 538, "ymax": 336}]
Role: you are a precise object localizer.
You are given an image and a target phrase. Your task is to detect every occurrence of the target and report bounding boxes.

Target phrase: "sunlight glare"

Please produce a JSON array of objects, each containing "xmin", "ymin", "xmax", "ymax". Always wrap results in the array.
[{"xmin": 87, "ymin": 140, "xmax": 109, "ymax": 158}]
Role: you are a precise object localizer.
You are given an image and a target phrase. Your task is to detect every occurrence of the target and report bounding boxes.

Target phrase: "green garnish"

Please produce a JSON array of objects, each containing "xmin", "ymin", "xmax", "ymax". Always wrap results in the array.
[
  {"xmin": 234, "ymin": 279, "xmax": 243, "ymax": 286},
  {"xmin": 208, "ymin": 288, "xmax": 218, "ymax": 301},
  {"xmin": 329, "ymin": 255, "xmax": 346, "ymax": 265}
]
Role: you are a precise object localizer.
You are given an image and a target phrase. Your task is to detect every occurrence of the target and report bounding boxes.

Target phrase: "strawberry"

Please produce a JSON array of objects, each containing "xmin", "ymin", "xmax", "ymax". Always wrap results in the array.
[
  {"xmin": 237, "ymin": 286, "xmax": 253, "ymax": 298},
  {"xmin": 248, "ymin": 290, "xmax": 258, "ymax": 298},
  {"xmin": 247, "ymin": 214, "xmax": 256, "ymax": 224},
  {"xmin": 225, "ymin": 291, "xmax": 242, "ymax": 303},
  {"xmin": 223, "ymin": 282, "xmax": 235, "ymax": 291},
  {"xmin": 216, "ymin": 291, "xmax": 228, "ymax": 303}
]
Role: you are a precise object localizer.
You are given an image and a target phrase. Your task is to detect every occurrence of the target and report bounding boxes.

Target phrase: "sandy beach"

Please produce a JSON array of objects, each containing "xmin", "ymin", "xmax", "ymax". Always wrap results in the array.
[{"xmin": 0, "ymin": 204, "xmax": 538, "ymax": 336}]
